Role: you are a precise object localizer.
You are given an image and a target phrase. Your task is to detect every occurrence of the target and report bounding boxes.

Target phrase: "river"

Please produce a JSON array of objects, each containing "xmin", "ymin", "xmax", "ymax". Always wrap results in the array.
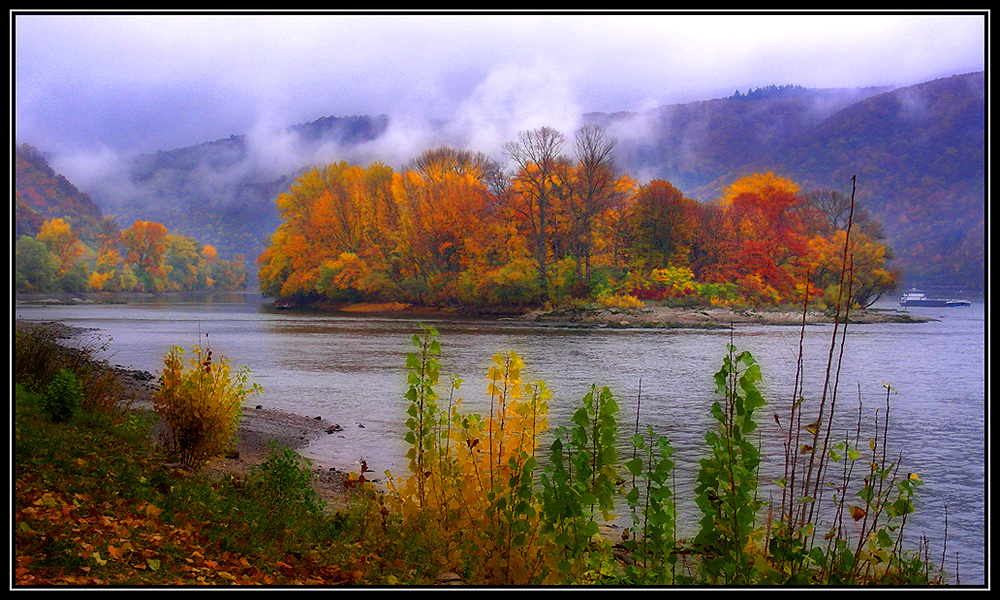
[{"xmin": 14, "ymin": 293, "xmax": 986, "ymax": 585}]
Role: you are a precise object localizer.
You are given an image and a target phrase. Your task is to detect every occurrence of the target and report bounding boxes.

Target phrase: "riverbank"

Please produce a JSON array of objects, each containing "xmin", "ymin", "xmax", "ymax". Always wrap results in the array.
[
  {"xmin": 302, "ymin": 300, "xmax": 931, "ymax": 328},
  {"xmin": 14, "ymin": 319, "xmax": 351, "ymax": 512},
  {"xmin": 118, "ymin": 370, "xmax": 354, "ymax": 512}
]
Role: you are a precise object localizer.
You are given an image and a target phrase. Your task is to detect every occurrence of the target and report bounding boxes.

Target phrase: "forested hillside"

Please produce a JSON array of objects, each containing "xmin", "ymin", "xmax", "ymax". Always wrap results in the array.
[
  {"xmin": 100, "ymin": 115, "xmax": 390, "ymax": 263},
  {"xmin": 591, "ymin": 83, "xmax": 893, "ymax": 193},
  {"xmin": 18, "ymin": 72, "xmax": 985, "ymax": 292},
  {"xmin": 14, "ymin": 144, "xmax": 249, "ymax": 294},
  {"xmin": 14, "ymin": 143, "xmax": 104, "ymax": 244},
  {"xmin": 684, "ymin": 72, "xmax": 985, "ymax": 289}
]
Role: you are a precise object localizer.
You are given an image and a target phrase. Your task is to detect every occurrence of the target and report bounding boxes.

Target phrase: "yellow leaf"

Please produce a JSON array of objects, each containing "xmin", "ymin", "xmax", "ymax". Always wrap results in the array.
[
  {"xmin": 146, "ymin": 558, "xmax": 161, "ymax": 571},
  {"xmin": 92, "ymin": 552, "xmax": 107, "ymax": 566}
]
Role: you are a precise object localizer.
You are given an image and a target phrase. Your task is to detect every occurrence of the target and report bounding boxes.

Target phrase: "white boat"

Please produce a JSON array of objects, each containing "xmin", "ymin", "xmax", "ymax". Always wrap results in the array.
[{"xmin": 899, "ymin": 290, "xmax": 971, "ymax": 308}]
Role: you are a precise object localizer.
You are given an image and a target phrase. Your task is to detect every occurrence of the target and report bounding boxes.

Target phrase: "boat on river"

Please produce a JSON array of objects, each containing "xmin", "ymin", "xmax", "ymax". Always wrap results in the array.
[{"xmin": 899, "ymin": 290, "xmax": 971, "ymax": 308}]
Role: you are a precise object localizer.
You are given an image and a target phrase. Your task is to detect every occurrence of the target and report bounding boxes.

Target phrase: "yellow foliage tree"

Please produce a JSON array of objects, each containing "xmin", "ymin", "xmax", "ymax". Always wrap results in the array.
[
  {"xmin": 37, "ymin": 218, "xmax": 85, "ymax": 275},
  {"xmin": 153, "ymin": 342, "xmax": 261, "ymax": 469}
]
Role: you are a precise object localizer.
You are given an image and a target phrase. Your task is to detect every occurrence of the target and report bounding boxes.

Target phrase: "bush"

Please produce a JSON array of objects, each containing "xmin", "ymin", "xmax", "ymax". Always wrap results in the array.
[
  {"xmin": 42, "ymin": 369, "xmax": 83, "ymax": 422},
  {"xmin": 153, "ymin": 343, "xmax": 261, "ymax": 469},
  {"xmin": 251, "ymin": 442, "xmax": 324, "ymax": 516},
  {"xmin": 14, "ymin": 325, "xmax": 61, "ymax": 391},
  {"xmin": 597, "ymin": 292, "xmax": 645, "ymax": 309}
]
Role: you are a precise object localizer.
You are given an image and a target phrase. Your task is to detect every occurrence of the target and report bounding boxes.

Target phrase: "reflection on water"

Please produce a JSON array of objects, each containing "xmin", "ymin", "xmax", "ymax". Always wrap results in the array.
[{"xmin": 15, "ymin": 295, "xmax": 985, "ymax": 584}]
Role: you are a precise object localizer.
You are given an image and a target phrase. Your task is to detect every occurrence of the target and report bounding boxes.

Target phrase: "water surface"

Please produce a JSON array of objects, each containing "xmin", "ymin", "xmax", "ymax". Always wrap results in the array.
[{"xmin": 15, "ymin": 294, "xmax": 986, "ymax": 584}]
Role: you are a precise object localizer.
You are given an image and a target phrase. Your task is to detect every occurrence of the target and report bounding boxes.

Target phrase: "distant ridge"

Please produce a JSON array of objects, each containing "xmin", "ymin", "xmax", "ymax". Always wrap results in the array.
[{"xmin": 22, "ymin": 72, "xmax": 985, "ymax": 290}]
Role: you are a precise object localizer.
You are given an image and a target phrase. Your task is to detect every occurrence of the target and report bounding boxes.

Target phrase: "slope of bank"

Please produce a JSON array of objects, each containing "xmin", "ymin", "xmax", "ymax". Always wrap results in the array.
[{"xmin": 14, "ymin": 319, "xmax": 351, "ymax": 512}]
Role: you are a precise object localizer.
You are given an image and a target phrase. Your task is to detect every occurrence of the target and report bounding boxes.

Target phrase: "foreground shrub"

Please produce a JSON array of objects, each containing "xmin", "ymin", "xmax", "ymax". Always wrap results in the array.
[
  {"xmin": 153, "ymin": 341, "xmax": 261, "ymax": 469},
  {"xmin": 42, "ymin": 368, "xmax": 84, "ymax": 422}
]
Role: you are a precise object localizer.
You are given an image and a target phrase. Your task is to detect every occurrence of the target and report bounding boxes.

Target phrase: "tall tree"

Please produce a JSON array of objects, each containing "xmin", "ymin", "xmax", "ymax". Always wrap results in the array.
[
  {"xmin": 567, "ymin": 125, "xmax": 621, "ymax": 287},
  {"xmin": 36, "ymin": 218, "xmax": 85, "ymax": 275},
  {"xmin": 503, "ymin": 127, "xmax": 568, "ymax": 298},
  {"xmin": 626, "ymin": 179, "xmax": 700, "ymax": 272},
  {"xmin": 803, "ymin": 188, "xmax": 898, "ymax": 308},
  {"xmin": 713, "ymin": 173, "xmax": 811, "ymax": 303},
  {"xmin": 122, "ymin": 220, "xmax": 170, "ymax": 292}
]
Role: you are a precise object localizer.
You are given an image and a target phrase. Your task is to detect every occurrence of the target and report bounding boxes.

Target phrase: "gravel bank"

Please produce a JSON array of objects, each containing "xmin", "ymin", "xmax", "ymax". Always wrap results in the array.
[
  {"xmin": 516, "ymin": 304, "xmax": 930, "ymax": 328},
  {"xmin": 116, "ymin": 366, "xmax": 353, "ymax": 512}
]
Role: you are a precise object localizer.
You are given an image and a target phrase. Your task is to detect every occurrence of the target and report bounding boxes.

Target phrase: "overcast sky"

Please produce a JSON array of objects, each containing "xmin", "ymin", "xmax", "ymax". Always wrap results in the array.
[{"xmin": 13, "ymin": 11, "xmax": 987, "ymax": 161}]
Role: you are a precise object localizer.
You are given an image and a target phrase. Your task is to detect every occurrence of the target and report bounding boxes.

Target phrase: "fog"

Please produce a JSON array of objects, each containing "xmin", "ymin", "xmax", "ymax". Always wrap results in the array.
[
  {"xmin": 16, "ymin": 13, "xmax": 983, "ymax": 149},
  {"xmin": 12, "ymin": 11, "xmax": 986, "ymax": 238}
]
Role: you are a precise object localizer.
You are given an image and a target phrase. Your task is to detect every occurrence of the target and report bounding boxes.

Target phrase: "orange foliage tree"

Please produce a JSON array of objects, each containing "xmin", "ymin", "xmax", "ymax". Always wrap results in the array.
[
  {"xmin": 256, "ymin": 135, "xmax": 896, "ymax": 310},
  {"xmin": 121, "ymin": 220, "xmax": 170, "ymax": 292},
  {"xmin": 705, "ymin": 173, "xmax": 815, "ymax": 304},
  {"xmin": 36, "ymin": 218, "xmax": 85, "ymax": 275}
]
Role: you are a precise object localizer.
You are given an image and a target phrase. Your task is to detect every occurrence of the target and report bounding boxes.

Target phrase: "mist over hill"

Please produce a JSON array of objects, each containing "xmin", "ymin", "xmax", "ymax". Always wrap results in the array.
[{"xmin": 22, "ymin": 72, "xmax": 985, "ymax": 291}]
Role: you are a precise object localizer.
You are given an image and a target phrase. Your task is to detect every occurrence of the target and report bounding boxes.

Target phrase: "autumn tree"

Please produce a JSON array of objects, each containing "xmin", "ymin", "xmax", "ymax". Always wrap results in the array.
[
  {"xmin": 564, "ymin": 125, "xmax": 626, "ymax": 290},
  {"xmin": 122, "ymin": 220, "xmax": 170, "ymax": 292},
  {"xmin": 503, "ymin": 127, "xmax": 568, "ymax": 299},
  {"xmin": 803, "ymin": 188, "xmax": 898, "ymax": 308},
  {"xmin": 625, "ymin": 179, "xmax": 701, "ymax": 273},
  {"xmin": 36, "ymin": 218, "xmax": 85, "ymax": 276},
  {"xmin": 165, "ymin": 234, "xmax": 209, "ymax": 291},
  {"xmin": 393, "ymin": 158, "xmax": 500, "ymax": 304},
  {"xmin": 88, "ymin": 216, "xmax": 126, "ymax": 290},
  {"xmin": 407, "ymin": 146, "xmax": 504, "ymax": 188},
  {"xmin": 709, "ymin": 173, "xmax": 813, "ymax": 304},
  {"xmin": 258, "ymin": 163, "xmax": 360, "ymax": 300},
  {"xmin": 802, "ymin": 188, "xmax": 887, "ymax": 241},
  {"xmin": 34, "ymin": 218, "xmax": 90, "ymax": 292}
]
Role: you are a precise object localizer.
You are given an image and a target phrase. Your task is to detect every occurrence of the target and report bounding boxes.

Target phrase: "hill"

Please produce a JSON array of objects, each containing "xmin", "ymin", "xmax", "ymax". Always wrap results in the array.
[
  {"xmin": 589, "ymin": 83, "xmax": 893, "ymax": 193},
  {"xmin": 90, "ymin": 114, "xmax": 389, "ymax": 264},
  {"xmin": 22, "ymin": 73, "xmax": 985, "ymax": 291},
  {"xmin": 14, "ymin": 143, "xmax": 104, "ymax": 244},
  {"xmin": 690, "ymin": 72, "xmax": 985, "ymax": 289}
]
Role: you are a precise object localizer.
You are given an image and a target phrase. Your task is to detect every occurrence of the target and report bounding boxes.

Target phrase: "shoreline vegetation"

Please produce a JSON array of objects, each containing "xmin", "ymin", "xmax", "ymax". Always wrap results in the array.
[{"xmin": 13, "ymin": 319, "xmax": 351, "ymax": 508}]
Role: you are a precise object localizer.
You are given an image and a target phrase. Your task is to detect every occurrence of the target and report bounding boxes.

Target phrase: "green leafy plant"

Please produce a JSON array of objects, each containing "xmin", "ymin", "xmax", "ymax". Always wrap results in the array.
[
  {"xmin": 622, "ymin": 423, "xmax": 677, "ymax": 584},
  {"xmin": 692, "ymin": 343, "xmax": 768, "ymax": 584},
  {"xmin": 42, "ymin": 369, "xmax": 84, "ymax": 423},
  {"xmin": 251, "ymin": 442, "xmax": 324, "ymax": 516},
  {"xmin": 537, "ymin": 385, "xmax": 621, "ymax": 582}
]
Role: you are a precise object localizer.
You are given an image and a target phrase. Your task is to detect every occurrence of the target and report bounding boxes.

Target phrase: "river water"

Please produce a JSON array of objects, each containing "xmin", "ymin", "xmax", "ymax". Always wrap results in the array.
[{"xmin": 14, "ymin": 293, "xmax": 986, "ymax": 585}]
